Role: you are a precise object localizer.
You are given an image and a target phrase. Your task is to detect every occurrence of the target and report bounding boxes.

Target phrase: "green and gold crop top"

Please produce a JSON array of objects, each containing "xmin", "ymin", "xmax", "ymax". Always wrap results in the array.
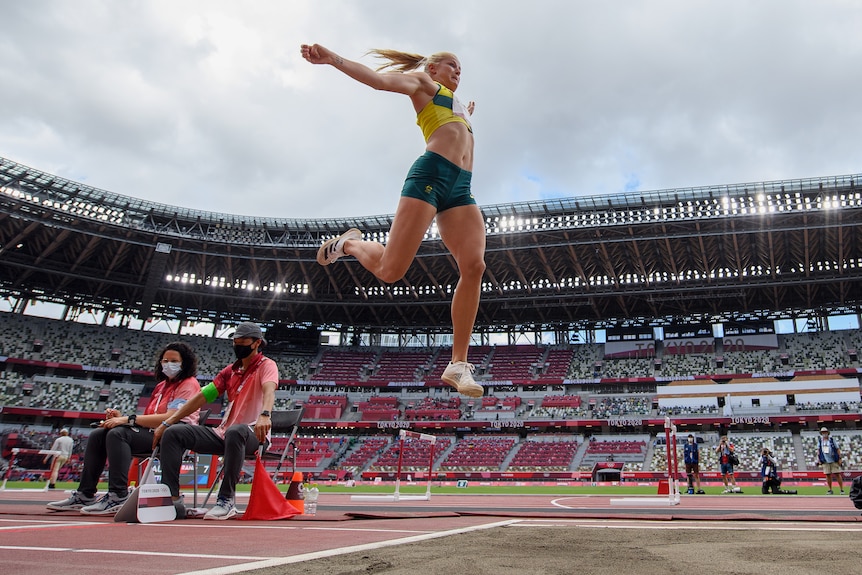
[{"xmin": 416, "ymin": 83, "xmax": 472, "ymax": 142}]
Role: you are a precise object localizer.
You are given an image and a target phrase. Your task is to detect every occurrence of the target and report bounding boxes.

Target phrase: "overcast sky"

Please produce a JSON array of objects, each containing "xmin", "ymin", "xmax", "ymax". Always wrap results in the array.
[{"xmin": 2, "ymin": 1, "xmax": 860, "ymax": 220}]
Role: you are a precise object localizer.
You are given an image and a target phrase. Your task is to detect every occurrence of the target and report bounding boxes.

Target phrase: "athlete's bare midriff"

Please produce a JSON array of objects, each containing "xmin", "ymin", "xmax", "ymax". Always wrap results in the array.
[{"xmin": 425, "ymin": 122, "xmax": 474, "ymax": 171}]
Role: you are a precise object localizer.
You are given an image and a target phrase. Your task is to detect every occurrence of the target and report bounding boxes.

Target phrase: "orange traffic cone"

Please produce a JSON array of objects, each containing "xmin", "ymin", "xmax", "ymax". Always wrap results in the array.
[
  {"xmin": 241, "ymin": 456, "xmax": 300, "ymax": 521},
  {"xmin": 285, "ymin": 471, "xmax": 305, "ymax": 514}
]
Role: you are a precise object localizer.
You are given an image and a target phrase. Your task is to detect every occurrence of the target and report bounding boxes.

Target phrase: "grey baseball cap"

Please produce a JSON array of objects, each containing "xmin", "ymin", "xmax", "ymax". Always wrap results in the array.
[{"xmin": 232, "ymin": 322, "xmax": 267, "ymax": 345}]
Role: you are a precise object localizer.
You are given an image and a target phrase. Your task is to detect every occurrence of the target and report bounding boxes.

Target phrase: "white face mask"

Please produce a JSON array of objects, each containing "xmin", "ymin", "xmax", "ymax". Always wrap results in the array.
[{"xmin": 162, "ymin": 361, "xmax": 182, "ymax": 379}]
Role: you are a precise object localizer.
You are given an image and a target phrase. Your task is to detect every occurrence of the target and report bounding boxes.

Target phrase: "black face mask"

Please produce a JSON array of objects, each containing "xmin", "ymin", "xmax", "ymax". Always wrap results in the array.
[{"xmin": 233, "ymin": 344, "xmax": 254, "ymax": 360}]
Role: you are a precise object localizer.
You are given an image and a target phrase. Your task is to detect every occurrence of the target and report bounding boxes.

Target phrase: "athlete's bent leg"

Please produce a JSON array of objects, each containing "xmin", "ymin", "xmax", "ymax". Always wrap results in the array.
[{"xmin": 346, "ymin": 197, "xmax": 436, "ymax": 283}]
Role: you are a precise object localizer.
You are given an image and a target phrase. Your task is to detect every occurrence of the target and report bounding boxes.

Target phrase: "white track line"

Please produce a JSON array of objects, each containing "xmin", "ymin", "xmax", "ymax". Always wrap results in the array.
[
  {"xmin": 0, "ymin": 523, "xmax": 99, "ymax": 531},
  {"xmin": 0, "ymin": 546, "xmax": 268, "ymax": 560},
  {"xmin": 141, "ymin": 523, "xmax": 433, "ymax": 534},
  {"xmin": 505, "ymin": 518, "xmax": 862, "ymax": 532},
  {"xmin": 174, "ymin": 519, "xmax": 518, "ymax": 575},
  {"xmin": 0, "ymin": 518, "xmax": 106, "ymax": 530}
]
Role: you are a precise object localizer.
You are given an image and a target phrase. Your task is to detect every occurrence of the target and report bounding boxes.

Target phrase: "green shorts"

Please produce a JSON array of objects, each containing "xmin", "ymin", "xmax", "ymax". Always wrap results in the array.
[{"xmin": 401, "ymin": 151, "xmax": 476, "ymax": 212}]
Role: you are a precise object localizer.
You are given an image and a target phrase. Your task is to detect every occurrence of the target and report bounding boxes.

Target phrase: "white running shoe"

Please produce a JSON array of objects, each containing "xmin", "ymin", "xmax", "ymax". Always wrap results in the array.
[
  {"xmin": 317, "ymin": 228, "xmax": 362, "ymax": 265},
  {"xmin": 204, "ymin": 497, "xmax": 237, "ymax": 520},
  {"xmin": 441, "ymin": 361, "xmax": 484, "ymax": 398}
]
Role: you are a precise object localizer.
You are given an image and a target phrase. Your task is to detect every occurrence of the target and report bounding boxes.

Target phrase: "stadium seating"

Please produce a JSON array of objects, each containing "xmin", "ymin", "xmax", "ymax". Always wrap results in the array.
[
  {"xmin": 541, "ymin": 348, "xmax": 575, "ymax": 380},
  {"xmin": 365, "ymin": 350, "xmax": 431, "ymax": 382},
  {"xmin": 579, "ymin": 438, "xmax": 649, "ymax": 471},
  {"xmin": 3, "ymin": 311, "xmax": 862, "ymax": 480},
  {"xmin": 338, "ymin": 436, "xmax": 390, "ymax": 472},
  {"xmin": 370, "ymin": 436, "xmax": 453, "ymax": 472},
  {"xmin": 485, "ymin": 345, "xmax": 543, "ymax": 381},
  {"xmin": 403, "ymin": 396, "xmax": 461, "ymax": 421},
  {"xmin": 310, "ymin": 349, "xmax": 377, "ymax": 381},
  {"xmin": 591, "ymin": 396, "xmax": 651, "ymax": 418},
  {"xmin": 508, "ymin": 436, "xmax": 580, "ymax": 471},
  {"xmin": 440, "ymin": 436, "xmax": 517, "ymax": 471},
  {"xmin": 302, "ymin": 395, "xmax": 348, "ymax": 419}
]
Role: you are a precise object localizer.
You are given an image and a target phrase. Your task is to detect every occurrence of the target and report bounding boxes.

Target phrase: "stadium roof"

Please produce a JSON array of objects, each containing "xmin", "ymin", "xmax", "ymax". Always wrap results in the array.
[{"xmin": 2, "ymin": 156, "xmax": 861, "ymax": 334}]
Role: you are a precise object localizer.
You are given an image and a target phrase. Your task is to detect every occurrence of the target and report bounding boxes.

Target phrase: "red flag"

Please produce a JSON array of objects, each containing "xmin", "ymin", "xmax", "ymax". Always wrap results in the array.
[{"xmin": 241, "ymin": 456, "xmax": 301, "ymax": 521}]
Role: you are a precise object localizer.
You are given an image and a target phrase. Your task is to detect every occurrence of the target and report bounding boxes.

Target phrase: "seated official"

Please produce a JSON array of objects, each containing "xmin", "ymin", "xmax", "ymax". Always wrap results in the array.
[
  {"xmin": 153, "ymin": 322, "xmax": 277, "ymax": 520},
  {"xmin": 48, "ymin": 342, "xmax": 201, "ymax": 514}
]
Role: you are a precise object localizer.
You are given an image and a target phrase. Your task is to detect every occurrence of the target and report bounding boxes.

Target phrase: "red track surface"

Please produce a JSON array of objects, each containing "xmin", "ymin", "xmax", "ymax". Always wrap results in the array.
[{"xmin": 2, "ymin": 489, "xmax": 860, "ymax": 575}]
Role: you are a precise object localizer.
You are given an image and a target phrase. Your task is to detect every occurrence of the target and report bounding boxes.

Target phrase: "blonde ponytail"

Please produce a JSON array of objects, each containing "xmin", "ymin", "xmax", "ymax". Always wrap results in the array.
[{"xmin": 367, "ymin": 49, "xmax": 457, "ymax": 73}]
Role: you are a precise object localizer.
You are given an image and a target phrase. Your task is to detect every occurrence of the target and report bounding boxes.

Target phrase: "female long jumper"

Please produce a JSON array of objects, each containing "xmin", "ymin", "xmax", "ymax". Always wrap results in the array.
[{"xmin": 302, "ymin": 43, "xmax": 485, "ymax": 398}]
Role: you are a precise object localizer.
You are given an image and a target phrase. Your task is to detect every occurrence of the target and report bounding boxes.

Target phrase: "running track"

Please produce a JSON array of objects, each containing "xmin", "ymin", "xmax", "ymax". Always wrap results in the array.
[{"xmin": 1, "ymin": 489, "xmax": 860, "ymax": 575}]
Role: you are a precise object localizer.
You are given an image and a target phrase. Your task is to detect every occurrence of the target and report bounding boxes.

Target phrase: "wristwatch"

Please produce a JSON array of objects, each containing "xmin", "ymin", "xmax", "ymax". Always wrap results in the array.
[
  {"xmin": 260, "ymin": 410, "xmax": 271, "ymax": 417},
  {"xmin": 128, "ymin": 414, "xmax": 137, "ymax": 426}
]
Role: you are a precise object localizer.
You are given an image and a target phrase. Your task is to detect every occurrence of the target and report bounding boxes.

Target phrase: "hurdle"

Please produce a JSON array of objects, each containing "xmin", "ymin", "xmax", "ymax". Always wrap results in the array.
[
  {"xmin": 0, "ymin": 448, "xmax": 61, "ymax": 491},
  {"xmin": 351, "ymin": 429, "xmax": 436, "ymax": 502},
  {"xmin": 610, "ymin": 417, "xmax": 681, "ymax": 507}
]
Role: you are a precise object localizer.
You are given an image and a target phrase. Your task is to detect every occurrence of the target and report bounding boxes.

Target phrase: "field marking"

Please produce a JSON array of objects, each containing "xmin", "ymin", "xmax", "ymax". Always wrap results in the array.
[
  {"xmin": 550, "ymin": 496, "xmax": 603, "ymax": 508},
  {"xmin": 506, "ymin": 518, "xmax": 862, "ymax": 532}
]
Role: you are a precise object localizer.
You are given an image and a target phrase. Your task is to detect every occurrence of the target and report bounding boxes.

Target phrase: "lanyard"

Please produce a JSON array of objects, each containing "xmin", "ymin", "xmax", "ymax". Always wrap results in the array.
[
  {"xmin": 230, "ymin": 354, "xmax": 265, "ymax": 399},
  {"xmin": 147, "ymin": 378, "xmax": 185, "ymax": 415},
  {"xmin": 221, "ymin": 355, "xmax": 265, "ymax": 423}
]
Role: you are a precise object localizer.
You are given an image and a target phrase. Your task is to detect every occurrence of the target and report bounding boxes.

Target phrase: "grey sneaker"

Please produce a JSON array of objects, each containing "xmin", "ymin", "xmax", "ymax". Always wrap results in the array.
[
  {"xmin": 441, "ymin": 361, "xmax": 484, "ymax": 398},
  {"xmin": 47, "ymin": 490, "xmax": 96, "ymax": 511},
  {"xmin": 173, "ymin": 494, "xmax": 188, "ymax": 519},
  {"xmin": 80, "ymin": 492, "xmax": 128, "ymax": 515},
  {"xmin": 203, "ymin": 497, "xmax": 237, "ymax": 520},
  {"xmin": 317, "ymin": 228, "xmax": 362, "ymax": 265}
]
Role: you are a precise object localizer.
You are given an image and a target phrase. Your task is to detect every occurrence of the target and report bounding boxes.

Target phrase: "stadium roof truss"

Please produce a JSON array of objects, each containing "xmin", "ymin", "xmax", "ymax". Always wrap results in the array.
[{"xmin": 1, "ymin": 156, "xmax": 862, "ymax": 332}]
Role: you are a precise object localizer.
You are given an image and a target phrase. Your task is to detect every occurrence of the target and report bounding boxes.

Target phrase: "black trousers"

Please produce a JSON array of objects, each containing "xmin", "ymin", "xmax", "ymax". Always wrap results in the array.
[
  {"xmin": 762, "ymin": 478, "xmax": 781, "ymax": 494},
  {"xmin": 78, "ymin": 425, "xmax": 155, "ymax": 498},
  {"xmin": 159, "ymin": 424, "xmax": 259, "ymax": 501}
]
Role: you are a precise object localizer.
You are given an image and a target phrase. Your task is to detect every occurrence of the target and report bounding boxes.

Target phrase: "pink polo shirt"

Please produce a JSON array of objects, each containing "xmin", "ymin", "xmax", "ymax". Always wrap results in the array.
[
  {"xmin": 144, "ymin": 376, "xmax": 201, "ymax": 425},
  {"xmin": 210, "ymin": 354, "xmax": 278, "ymax": 440}
]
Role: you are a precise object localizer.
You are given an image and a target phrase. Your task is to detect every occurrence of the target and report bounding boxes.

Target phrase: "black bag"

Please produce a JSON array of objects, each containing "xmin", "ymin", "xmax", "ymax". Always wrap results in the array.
[
  {"xmin": 729, "ymin": 453, "xmax": 740, "ymax": 466},
  {"xmin": 849, "ymin": 475, "xmax": 862, "ymax": 509}
]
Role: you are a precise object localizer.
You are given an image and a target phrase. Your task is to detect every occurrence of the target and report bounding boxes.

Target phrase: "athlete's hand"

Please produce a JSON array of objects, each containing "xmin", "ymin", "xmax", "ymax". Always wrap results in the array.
[
  {"xmin": 301, "ymin": 43, "xmax": 336, "ymax": 66},
  {"xmin": 466, "ymin": 101, "xmax": 475, "ymax": 116}
]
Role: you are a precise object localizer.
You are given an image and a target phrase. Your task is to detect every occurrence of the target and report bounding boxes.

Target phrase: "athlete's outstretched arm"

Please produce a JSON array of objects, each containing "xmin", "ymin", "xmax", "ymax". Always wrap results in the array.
[{"xmin": 301, "ymin": 43, "xmax": 429, "ymax": 97}]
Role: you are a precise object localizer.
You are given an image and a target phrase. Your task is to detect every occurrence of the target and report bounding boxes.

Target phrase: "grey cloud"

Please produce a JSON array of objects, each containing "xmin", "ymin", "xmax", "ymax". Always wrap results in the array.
[{"xmin": 1, "ymin": 1, "xmax": 860, "ymax": 219}]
